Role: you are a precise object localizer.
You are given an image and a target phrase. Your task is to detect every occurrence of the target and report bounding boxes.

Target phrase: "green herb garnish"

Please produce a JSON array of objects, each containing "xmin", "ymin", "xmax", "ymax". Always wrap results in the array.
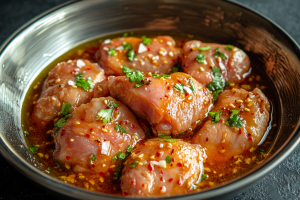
[
  {"xmin": 90, "ymin": 153, "xmax": 96, "ymax": 164},
  {"xmin": 189, "ymin": 77, "xmax": 195, "ymax": 93},
  {"xmin": 123, "ymin": 42, "xmax": 132, "ymax": 50},
  {"xmin": 114, "ymin": 124, "xmax": 128, "ymax": 134},
  {"xmin": 75, "ymin": 73, "xmax": 93, "ymax": 91},
  {"xmin": 130, "ymin": 161, "xmax": 139, "ymax": 168},
  {"xmin": 96, "ymin": 101, "xmax": 119, "ymax": 124},
  {"xmin": 174, "ymin": 83, "xmax": 185, "ymax": 94},
  {"xmin": 225, "ymin": 81, "xmax": 232, "ymax": 86},
  {"xmin": 158, "ymin": 134, "xmax": 171, "ymax": 139},
  {"xmin": 212, "ymin": 89, "xmax": 223, "ymax": 101},
  {"xmin": 60, "ymin": 102, "xmax": 72, "ymax": 115},
  {"xmin": 159, "ymin": 139, "xmax": 182, "ymax": 143},
  {"xmin": 202, "ymin": 173, "xmax": 208, "ymax": 180},
  {"xmin": 166, "ymin": 156, "xmax": 172, "ymax": 164},
  {"xmin": 152, "ymin": 74, "xmax": 170, "ymax": 78},
  {"xmin": 122, "ymin": 65, "xmax": 133, "ymax": 74},
  {"xmin": 195, "ymin": 53, "xmax": 205, "ymax": 63},
  {"xmin": 260, "ymin": 148, "xmax": 265, "ymax": 152},
  {"xmin": 127, "ymin": 145, "xmax": 133, "ymax": 153},
  {"xmin": 29, "ymin": 144, "xmax": 38, "ymax": 154},
  {"xmin": 113, "ymin": 165, "xmax": 123, "ymax": 179},
  {"xmin": 171, "ymin": 64, "xmax": 181, "ymax": 73},
  {"xmin": 127, "ymin": 49, "xmax": 136, "ymax": 61},
  {"xmin": 108, "ymin": 47, "xmax": 116, "ymax": 56},
  {"xmin": 206, "ymin": 67, "xmax": 224, "ymax": 91},
  {"xmin": 198, "ymin": 46, "xmax": 211, "ymax": 51},
  {"xmin": 225, "ymin": 45, "xmax": 233, "ymax": 51},
  {"xmin": 123, "ymin": 32, "xmax": 129, "ymax": 37},
  {"xmin": 53, "ymin": 160, "xmax": 61, "ymax": 168},
  {"xmin": 24, "ymin": 130, "xmax": 29, "ymax": 136},
  {"xmin": 214, "ymin": 47, "xmax": 226, "ymax": 60},
  {"xmin": 209, "ymin": 110, "xmax": 222, "ymax": 124},
  {"xmin": 141, "ymin": 36, "xmax": 152, "ymax": 45},
  {"xmin": 54, "ymin": 118, "xmax": 67, "ymax": 128},
  {"xmin": 117, "ymin": 152, "xmax": 126, "ymax": 160},
  {"xmin": 225, "ymin": 110, "xmax": 244, "ymax": 128}
]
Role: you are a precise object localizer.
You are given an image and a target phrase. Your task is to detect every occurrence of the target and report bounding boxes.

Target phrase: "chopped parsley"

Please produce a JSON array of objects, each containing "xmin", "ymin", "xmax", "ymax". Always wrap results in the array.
[
  {"xmin": 225, "ymin": 45, "xmax": 233, "ymax": 51},
  {"xmin": 195, "ymin": 53, "xmax": 205, "ymax": 63},
  {"xmin": 130, "ymin": 161, "xmax": 139, "ymax": 168},
  {"xmin": 128, "ymin": 70, "xmax": 143, "ymax": 83},
  {"xmin": 209, "ymin": 110, "xmax": 222, "ymax": 124},
  {"xmin": 260, "ymin": 148, "xmax": 265, "ymax": 152},
  {"xmin": 141, "ymin": 36, "xmax": 152, "ymax": 45},
  {"xmin": 114, "ymin": 124, "xmax": 128, "ymax": 134},
  {"xmin": 75, "ymin": 73, "xmax": 93, "ymax": 91},
  {"xmin": 117, "ymin": 152, "xmax": 126, "ymax": 160},
  {"xmin": 171, "ymin": 64, "xmax": 181, "ymax": 73},
  {"xmin": 60, "ymin": 102, "xmax": 71, "ymax": 115},
  {"xmin": 202, "ymin": 173, "xmax": 208, "ymax": 180},
  {"xmin": 189, "ymin": 77, "xmax": 196, "ymax": 93},
  {"xmin": 208, "ymin": 67, "xmax": 223, "ymax": 90},
  {"xmin": 90, "ymin": 153, "xmax": 96, "ymax": 164},
  {"xmin": 96, "ymin": 101, "xmax": 119, "ymax": 124},
  {"xmin": 24, "ymin": 130, "xmax": 29, "ymax": 136},
  {"xmin": 225, "ymin": 81, "xmax": 232, "ymax": 86},
  {"xmin": 108, "ymin": 47, "xmax": 116, "ymax": 56},
  {"xmin": 214, "ymin": 47, "xmax": 226, "ymax": 60},
  {"xmin": 29, "ymin": 144, "xmax": 38, "ymax": 154},
  {"xmin": 174, "ymin": 83, "xmax": 185, "ymax": 94},
  {"xmin": 53, "ymin": 160, "xmax": 61, "ymax": 168},
  {"xmin": 127, "ymin": 49, "xmax": 136, "ymax": 61},
  {"xmin": 158, "ymin": 134, "xmax": 171, "ymax": 139},
  {"xmin": 152, "ymin": 74, "xmax": 170, "ymax": 78},
  {"xmin": 113, "ymin": 165, "xmax": 123, "ymax": 179},
  {"xmin": 122, "ymin": 65, "xmax": 133, "ymax": 74},
  {"xmin": 198, "ymin": 45, "xmax": 211, "ymax": 51},
  {"xmin": 225, "ymin": 110, "xmax": 244, "ymax": 128},
  {"xmin": 54, "ymin": 102, "xmax": 72, "ymax": 128},
  {"xmin": 123, "ymin": 32, "xmax": 129, "ymax": 37},
  {"xmin": 123, "ymin": 42, "xmax": 132, "ymax": 50},
  {"xmin": 127, "ymin": 145, "xmax": 133, "ymax": 153},
  {"xmin": 166, "ymin": 156, "xmax": 172, "ymax": 164},
  {"xmin": 159, "ymin": 138, "xmax": 182, "ymax": 143},
  {"xmin": 212, "ymin": 89, "xmax": 223, "ymax": 101},
  {"xmin": 134, "ymin": 80, "xmax": 149, "ymax": 88}
]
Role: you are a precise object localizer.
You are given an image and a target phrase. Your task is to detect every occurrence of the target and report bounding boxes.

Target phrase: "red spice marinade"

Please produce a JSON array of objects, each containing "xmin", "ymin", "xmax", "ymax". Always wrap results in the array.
[{"xmin": 21, "ymin": 31, "xmax": 278, "ymax": 195}]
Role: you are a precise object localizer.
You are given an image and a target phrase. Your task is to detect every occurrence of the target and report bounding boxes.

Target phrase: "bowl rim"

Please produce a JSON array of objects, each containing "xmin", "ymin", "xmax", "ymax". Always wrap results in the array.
[{"xmin": 1, "ymin": 0, "xmax": 300, "ymax": 199}]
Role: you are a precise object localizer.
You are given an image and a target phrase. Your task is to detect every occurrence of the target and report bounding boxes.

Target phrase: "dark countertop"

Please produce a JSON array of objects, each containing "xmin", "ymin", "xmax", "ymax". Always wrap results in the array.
[{"xmin": 0, "ymin": 0, "xmax": 299, "ymax": 199}]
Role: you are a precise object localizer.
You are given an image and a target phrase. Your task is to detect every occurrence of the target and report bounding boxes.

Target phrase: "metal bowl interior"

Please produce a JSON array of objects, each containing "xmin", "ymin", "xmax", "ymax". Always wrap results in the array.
[{"xmin": 0, "ymin": 0, "xmax": 300, "ymax": 199}]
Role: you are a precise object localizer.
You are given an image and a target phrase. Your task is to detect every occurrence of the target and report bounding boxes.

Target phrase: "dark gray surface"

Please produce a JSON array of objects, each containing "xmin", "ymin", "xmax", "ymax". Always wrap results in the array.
[{"xmin": 0, "ymin": 0, "xmax": 299, "ymax": 199}]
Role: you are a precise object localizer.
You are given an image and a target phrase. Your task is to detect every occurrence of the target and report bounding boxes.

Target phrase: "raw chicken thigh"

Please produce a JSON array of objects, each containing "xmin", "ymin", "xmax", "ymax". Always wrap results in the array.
[
  {"xmin": 53, "ymin": 97, "xmax": 145, "ymax": 173},
  {"xmin": 94, "ymin": 72, "xmax": 211, "ymax": 136},
  {"xmin": 182, "ymin": 41, "xmax": 250, "ymax": 86},
  {"xmin": 96, "ymin": 36, "xmax": 181, "ymax": 75},
  {"xmin": 32, "ymin": 59, "xmax": 105, "ymax": 127},
  {"xmin": 120, "ymin": 138, "xmax": 206, "ymax": 196},
  {"xmin": 192, "ymin": 88, "xmax": 270, "ymax": 163}
]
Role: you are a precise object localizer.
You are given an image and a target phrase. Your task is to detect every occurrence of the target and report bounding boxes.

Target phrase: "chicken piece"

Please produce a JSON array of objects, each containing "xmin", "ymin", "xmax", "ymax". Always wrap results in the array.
[
  {"xmin": 94, "ymin": 72, "xmax": 212, "ymax": 136},
  {"xmin": 192, "ymin": 88, "xmax": 270, "ymax": 163},
  {"xmin": 96, "ymin": 36, "xmax": 181, "ymax": 75},
  {"xmin": 32, "ymin": 59, "xmax": 105, "ymax": 127},
  {"xmin": 120, "ymin": 138, "xmax": 206, "ymax": 197},
  {"xmin": 182, "ymin": 40, "xmax": 250, "ymax": 86},
  {"xmin": 53, "ymin": 97, "xmax": 145, "ymax": 173}
]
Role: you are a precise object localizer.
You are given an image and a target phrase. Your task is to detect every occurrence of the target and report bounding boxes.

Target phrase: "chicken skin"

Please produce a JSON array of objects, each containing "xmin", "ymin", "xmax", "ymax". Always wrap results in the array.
[
  {"xmin": 32, "ymin": 59, "xmax": 105, "ymax": 127},
  {"xmin": 94, "ymin": 72, "xmax": 212, "ymax": 136},
  {"xmin": 53, "ymin": 97, "xmax": 145, "ymax": 173},
  {"xmin": 120, "ymin": 138, "xmax": 206, "ymax": 196},
  {"xmin": 96, "ymin": 36, "xmax": 181, "ymax": 75},
  {"xmin": 182, "ymin": 41, "xmax": 250, "ymax": 86},
  {"xmin": 192, "ymin": 88, "xmax": 270, "ymax": 163}
]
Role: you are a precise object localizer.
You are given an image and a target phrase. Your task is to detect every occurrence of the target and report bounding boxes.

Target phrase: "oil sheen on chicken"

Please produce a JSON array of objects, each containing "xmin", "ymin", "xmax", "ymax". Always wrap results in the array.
[
  {"xmin": 96, "ymin": 36, "xmax": 181, "ymax": 75},
  {"xmin": 32, "ymin": 59, "xmax": 105, "ymax": 127},
  {"xmin": 53, "ymin": 97, "xmax": 145, "ymax": 173},
  {"xmin": 192, "ymin": 88, "xmax": 270, "ymax": 163},
  {"xmin": 120, "ymin": 138, "xmax": 206, "ymax": 196},
  {"xmin": 182, "ymin": 41, "xmax": 251, "ymax": 86},
  {"xmin": 94, "ymin": 72, "xmax": 212, "ymax": 136}
]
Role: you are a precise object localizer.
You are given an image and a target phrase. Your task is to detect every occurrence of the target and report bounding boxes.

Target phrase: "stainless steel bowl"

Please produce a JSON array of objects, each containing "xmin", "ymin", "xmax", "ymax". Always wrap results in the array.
[{"xmin": 1, "ymin": 0, "xmax": 300, "ymax": 199}]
